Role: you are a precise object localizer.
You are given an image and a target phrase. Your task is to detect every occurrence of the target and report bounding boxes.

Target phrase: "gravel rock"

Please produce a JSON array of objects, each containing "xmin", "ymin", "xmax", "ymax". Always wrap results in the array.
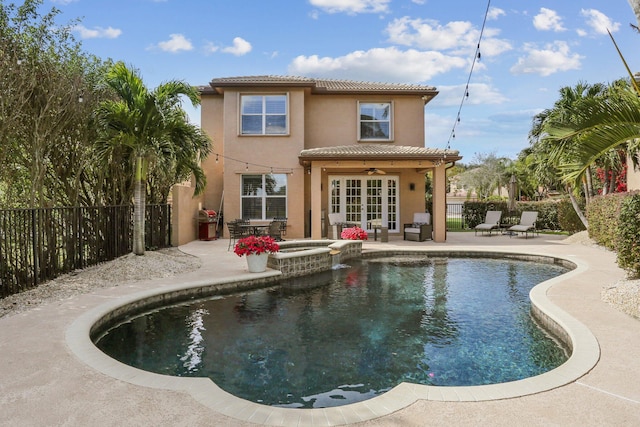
[
  {"xmin": 0, "ymin": 248, "xmax": 200, "ymax": 319},
  {"xmin": 602, "ymin": 280, "xmax": 640, "ymax": 320}
]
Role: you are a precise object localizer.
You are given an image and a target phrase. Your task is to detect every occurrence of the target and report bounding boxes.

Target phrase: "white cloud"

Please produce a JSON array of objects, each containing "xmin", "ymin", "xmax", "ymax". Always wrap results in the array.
[
  {"xmin": 222, "ymin": 37, "xmax": 252, "ymax": 56},
  {"xmin": 510, "ymin": 41, "xmax": 582, "ymax": 76},
  {"xmin": 533, "ymin": 8, "xmax": 566, "ymax": 32},
  {"xmin": 309, "ymin": 0, "xmax": 390, "ymax": 15},
  {"xmin": 430, "ymin": 83, "xmax": 508, "ymax": 107},
  {"xmin": 385, "ymin": 17, "xmax": 512, "ymax": 57},
  {"xmin": 73, "ymin": 25, "xmax": 121, "ymax": 39},
  {"xmin": 157, "ymin": 34, "xmax": 193, "ymax": 53},
  {"xmin": 487, "ymin": 7, "xmax": 505, "ymax": 21},
  {"xmin": 580, "ymin": 9, "xmax": 620, "ymax": 35},
  {"xmin": 204, "ymin": 37, "xmax": 253, "ymax": 56},
  {"xmin": 204, "ymin": 42, "xmax": 219, "ymax": 54},
  {"xmin": 288, "ymin": 46, "xmax": 467, "ymax": 82}
]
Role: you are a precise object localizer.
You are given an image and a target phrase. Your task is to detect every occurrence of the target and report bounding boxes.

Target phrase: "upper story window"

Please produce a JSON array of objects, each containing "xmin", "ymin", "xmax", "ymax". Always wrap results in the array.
[
  {"xmin": 359, "ymin": 102, "xmax": 392, "ymax": 141},
  {"xmin": 240, "ymin": 94, "xmax": 288, "ymax": 135}
]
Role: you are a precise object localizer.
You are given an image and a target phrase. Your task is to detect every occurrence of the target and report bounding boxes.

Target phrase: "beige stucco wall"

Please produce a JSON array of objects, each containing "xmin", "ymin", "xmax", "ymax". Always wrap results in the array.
[
  {"xmin": 199, "ymin": 84, "xmax": 443, "ymax": 242},
  {"xmin": 305, "ymin": 95, "xmax": 425, "ymax": 148},
  {"xmin": 201, "ymin": 88, "xmax": 307, "ymax": 238},
  {"xmin": 171, "ymin": 184, "xmax": 202, "ymax": 246},
  {"xmin": 627, "ymin": 153, "xmax": 640, "ymax": 191},
  {"xmin": 199, "ymin": 95, "xmax": 224, "ymax": 216}
]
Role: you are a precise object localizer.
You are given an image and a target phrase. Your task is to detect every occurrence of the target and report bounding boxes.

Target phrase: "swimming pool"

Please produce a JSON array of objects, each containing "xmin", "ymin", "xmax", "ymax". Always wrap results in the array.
[{"xmin": 95, "ymin": 256, "xmax": 570, "ymax": 408}]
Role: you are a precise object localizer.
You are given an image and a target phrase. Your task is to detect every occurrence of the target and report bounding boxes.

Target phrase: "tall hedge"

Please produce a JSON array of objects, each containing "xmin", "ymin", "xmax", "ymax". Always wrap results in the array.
[
  {"xmin": 462, "ymin": 200, "xmax": 561, "ymax": 231},
  {"xmin": 587, "ymin": 193, "xmax": 626, "ymax": 250},
  {"xmin": 557, "ymin": 199, "xmax": 586, "ymax": 234},
  {"xmin": 615, "ymin": 193, "xmax": 640, "ymax": 278}
]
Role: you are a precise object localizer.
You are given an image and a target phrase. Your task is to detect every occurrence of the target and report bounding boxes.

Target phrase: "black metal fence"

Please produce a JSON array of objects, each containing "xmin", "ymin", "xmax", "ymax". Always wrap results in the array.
[
  {"xmin": 446, "ymin": 203, "xmax": 465, "ymax": 230},
  {"xmin": 0, "ymin": 204, "xmax": 171, "ymax": 298}
]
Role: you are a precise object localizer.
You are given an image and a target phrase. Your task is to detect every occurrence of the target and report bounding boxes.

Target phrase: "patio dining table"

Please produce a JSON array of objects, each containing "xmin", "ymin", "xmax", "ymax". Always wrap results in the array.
[{"xmin": 237, "ymin": 223, "xmax": 270, "ymax": 236}]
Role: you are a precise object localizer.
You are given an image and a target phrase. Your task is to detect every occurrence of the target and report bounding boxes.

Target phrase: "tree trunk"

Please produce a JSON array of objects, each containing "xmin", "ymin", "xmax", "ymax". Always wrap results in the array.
[
  {"xmin": 568, "ymin": 185, "xmax": 589, "ymax": 228},
  {"xmin": 585, "ymin": 166, "xmax": 594, "ymax": 198},
  {"xmin": 602, "ymin": 167, "xmax": 610, "ymax": 195},
  {"xmin": 582, "ymin": 179, "xmax": 590, "ymax": 205},
  {"xmin": 133, "ymin": 156, "xmax": 147, "ymax": 256},
  {"xmin": 609, "ymin": 170, "xmax": 617, "ymax": 194}
]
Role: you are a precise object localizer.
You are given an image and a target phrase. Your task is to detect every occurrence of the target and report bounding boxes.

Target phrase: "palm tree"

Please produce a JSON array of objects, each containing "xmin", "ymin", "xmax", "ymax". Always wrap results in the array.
[
  {"xmin": 96, "ymin": 62, "xmax": 211, "ymax": 255},
  {"xmin": 544, "ymin": 83, "xmax": 640, "ymax": 190},
  {"xmin": 528, "ymin": 82, "xmax": 609, "ymax": 227}
]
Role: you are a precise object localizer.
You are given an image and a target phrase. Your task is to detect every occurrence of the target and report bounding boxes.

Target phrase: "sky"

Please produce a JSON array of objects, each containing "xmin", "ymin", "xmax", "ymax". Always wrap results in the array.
[{"xmin": 49, "ymin": 0, "xmax": 639, "ymax": 163}]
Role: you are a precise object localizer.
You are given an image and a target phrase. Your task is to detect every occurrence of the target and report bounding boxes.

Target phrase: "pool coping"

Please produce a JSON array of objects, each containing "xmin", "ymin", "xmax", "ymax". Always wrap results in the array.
[{"xmin": 65, "ymin": 248, "xmax": 598, "ymax": 427}]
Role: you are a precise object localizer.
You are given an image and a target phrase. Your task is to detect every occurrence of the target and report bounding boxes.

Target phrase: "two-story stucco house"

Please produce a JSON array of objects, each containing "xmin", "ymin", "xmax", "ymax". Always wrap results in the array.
[{"xmin": 194, "ymin": 75, "xmax": 461, "ymax": 243}]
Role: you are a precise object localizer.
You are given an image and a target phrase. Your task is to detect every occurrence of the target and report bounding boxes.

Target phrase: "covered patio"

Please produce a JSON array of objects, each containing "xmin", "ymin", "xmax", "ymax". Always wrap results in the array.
[{"xmin": 298, "ymin": 144, "xmax": 461, "ymax": 242}]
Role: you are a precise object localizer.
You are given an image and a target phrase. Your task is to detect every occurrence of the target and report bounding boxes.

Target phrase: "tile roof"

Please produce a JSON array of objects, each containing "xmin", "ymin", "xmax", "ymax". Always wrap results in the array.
[
  {"xmin": 299, "ymin": 144, "xmax": 460, "ymax": 160},
  {"xmin": 204, "ymin": 75, "xmax": 437, "ymax": 95}
]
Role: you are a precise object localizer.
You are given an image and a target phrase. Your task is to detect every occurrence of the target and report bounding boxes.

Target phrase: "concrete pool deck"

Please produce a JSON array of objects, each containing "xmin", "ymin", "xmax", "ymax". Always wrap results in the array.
[{"xmin": 1, "ymin": 232, "xmax": 639, "ymax": 426}]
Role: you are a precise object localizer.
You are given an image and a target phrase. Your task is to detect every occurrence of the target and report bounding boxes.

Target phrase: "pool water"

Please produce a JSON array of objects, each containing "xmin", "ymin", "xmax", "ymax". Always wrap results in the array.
[{"xmin": 96, "ymin": 257, "xmax": 570, "ymax": 408}]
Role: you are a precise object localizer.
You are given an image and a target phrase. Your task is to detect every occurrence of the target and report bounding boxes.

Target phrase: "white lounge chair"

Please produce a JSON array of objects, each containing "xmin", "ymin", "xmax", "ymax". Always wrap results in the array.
[
  {"xmin": 508, "ymin": 211, "xmax": 538, "ymax": 238},
  {"xmin": 474, "ymin": 210, "xmax": 502, "ymax": 236}
]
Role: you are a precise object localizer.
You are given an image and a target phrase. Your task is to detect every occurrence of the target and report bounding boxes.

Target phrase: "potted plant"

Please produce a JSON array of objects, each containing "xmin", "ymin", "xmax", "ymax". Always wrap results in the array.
[
  {"xmin": 340, "ymin": 226, "xmax": 368, "ymax": 240},
  {"xmin": 233, "ymin": 235, "xmax": 280, "ymax": 273}
]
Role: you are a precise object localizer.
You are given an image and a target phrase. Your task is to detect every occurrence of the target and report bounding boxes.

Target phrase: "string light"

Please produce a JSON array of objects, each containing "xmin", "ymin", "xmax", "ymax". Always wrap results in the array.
[
  {"xmin": 446, "ymin": 0, "xmax": 492, "ymax": 151},
  {"xmin": 210, "ymin": 151, "xmax": 295, "ymax": 174}
]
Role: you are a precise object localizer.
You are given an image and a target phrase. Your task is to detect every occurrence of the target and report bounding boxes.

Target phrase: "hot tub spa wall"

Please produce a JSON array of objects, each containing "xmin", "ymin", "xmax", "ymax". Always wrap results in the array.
[{"xmin": 268, "ymin": 240, "xmax": 362, "ymax": 278}]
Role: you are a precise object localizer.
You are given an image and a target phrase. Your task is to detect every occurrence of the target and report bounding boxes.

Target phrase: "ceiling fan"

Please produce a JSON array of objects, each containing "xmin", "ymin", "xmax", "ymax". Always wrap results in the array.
[{"xmin": 364, "ymin": 167, "xmax": 386, "ymax": 175}]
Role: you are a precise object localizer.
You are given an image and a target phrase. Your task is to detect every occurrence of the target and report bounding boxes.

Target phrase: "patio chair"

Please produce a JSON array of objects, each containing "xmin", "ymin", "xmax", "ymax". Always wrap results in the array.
[
  {"xmin": 328, "ymin": 212, "xmax": 358, "ymax": 239},
  {"xmin": 403, "ymin": 213, "xmax": 432, "ymax": 242},
  {"xmin": 268, "ymin": 219, "xmax": 286, "ymax": 241},
  {"xmin": 474, "ymin": 210, "xmax": 502, "ymax": 236},
  {"xmin": 227, "ymin": 220, "xmax": 250, "ymax": 251},
  {"xmin": 508, "ymin": 211, "xmax": 538, "ymax": 238},
  {"xmin": 273, "ymin": 217, "xmax": 287, "ymax": 237}
]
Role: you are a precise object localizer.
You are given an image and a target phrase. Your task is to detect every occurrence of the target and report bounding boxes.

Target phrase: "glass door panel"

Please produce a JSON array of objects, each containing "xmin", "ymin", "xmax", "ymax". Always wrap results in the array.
[
  {"xmin": 366, "ymin": 179, "xmax": 383, "ymax": 227},
  {"xmin": 330, "ymin": 176, "xmax": 399, "ymax": 233},
  {"xmin": 345, "ymin": 179, "xmax": 362, "ymax": 224}
]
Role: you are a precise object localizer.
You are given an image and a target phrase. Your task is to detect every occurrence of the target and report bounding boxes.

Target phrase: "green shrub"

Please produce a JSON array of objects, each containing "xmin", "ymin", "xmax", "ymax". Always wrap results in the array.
[
  {"xmin": 463, "ymin": 201, "xmax": 508, "ymax": 228},
  {"xmin": 615, "ymin": 193, "xmax": 640, "ymax": 278},
  {"xmin": 587, "ymin": 194, "xmax": 626, "ymax": 250},
  {"xmin": 557, "ymin": 198, "xmax": 586, "ymax": 234},
  {"xmin": 516, "ymin": 201, "xmax": 561, "ymax": 231}
]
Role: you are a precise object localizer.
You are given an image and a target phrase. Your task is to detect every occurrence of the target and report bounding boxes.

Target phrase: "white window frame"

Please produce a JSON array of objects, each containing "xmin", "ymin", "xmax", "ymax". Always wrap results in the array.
[
  {"xmin": 358, "ymin": 101, "xmax": 393, "ymax": 141},
  {"xmin": 241, "ymin": 174, "xmax": 288, "ymax": 220},
  {"xmin": 239, "ymin": 93, "xmax": 289, "ymax": 135}
]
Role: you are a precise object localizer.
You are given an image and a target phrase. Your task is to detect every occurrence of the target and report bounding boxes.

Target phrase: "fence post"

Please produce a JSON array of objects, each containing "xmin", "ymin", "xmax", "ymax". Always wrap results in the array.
[{"xmin": 31, "ymin": 209, "xmax": 39, "ymax": 287}]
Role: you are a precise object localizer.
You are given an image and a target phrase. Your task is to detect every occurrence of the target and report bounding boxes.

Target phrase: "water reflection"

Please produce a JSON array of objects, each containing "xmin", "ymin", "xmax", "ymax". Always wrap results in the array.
[
  {"xmin": 179, "ymin": 308, "xmax": 208, "ymax": 372},
  {"xmin": 96, "ymin": 257, "xmax": 569, "ymax": 408}
]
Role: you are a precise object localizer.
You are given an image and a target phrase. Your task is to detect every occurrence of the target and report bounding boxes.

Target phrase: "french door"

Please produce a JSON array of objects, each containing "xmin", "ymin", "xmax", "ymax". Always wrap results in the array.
[{"xmin": 329, "ymin": 176, "xmax": 399, "ymax": 232}]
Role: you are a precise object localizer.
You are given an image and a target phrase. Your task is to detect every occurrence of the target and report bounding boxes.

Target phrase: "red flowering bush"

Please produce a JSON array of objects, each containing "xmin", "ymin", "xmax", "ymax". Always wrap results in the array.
[
  {"xmin": 340, "ymin": 226, "xmax": 368, "ymax": 240},
  {"xmin": 233, "ymin": 235, "xmax": 280, "ymax": 257}
]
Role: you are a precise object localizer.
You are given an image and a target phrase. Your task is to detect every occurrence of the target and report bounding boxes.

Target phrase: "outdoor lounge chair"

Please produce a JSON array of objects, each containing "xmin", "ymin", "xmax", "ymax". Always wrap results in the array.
[
  {"xmin": 474, "ymin": 210, "xmax": 502, "ymax": 236},
  {"xmin": 403, "ymin": 213, "xmax": 432, "ymax": 241},
  {"xmin": 508, "ymin": 211, "xmax": 538, "ymax": 238}
]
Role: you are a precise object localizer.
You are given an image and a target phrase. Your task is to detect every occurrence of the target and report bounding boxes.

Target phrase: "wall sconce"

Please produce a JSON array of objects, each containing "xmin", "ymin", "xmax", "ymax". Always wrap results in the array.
[{"xmin": 409, "ymin": 183, "xmax": 415, "ymax": 191}]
